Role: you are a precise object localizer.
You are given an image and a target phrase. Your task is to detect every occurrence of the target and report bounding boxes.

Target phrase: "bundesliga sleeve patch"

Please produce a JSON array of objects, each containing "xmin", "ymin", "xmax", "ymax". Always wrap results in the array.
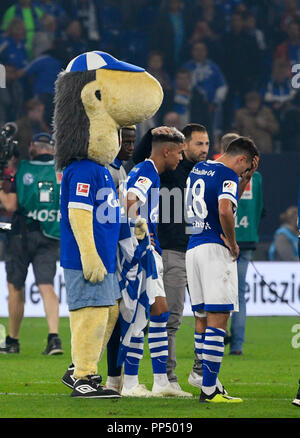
[
  {"xmin": 134, "ymin": 176, "xmax": 152, "ymax": 194},
  {"xmin": 222, "ymin": 180, "xmax": 237, "ymax": 196},
  {"xmin": 76, "ymin": 182, "xmax": 90, "ymax": 197}
]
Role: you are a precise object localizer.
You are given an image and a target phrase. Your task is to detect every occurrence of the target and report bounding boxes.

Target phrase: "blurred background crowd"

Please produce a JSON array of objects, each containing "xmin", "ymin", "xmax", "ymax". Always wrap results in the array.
[
  {"xmin": 0, "ymin": 0, "xmax": 299, "ymax": 259},
  {"xmin": 0, "ymin": 0, "xmax": 300, "ymax": 156}
]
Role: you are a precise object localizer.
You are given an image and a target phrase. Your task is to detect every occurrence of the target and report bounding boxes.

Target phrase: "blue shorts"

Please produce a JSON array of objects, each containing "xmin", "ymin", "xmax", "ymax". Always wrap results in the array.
[{"xmin": 64, "ymin": 268, "xmax": 121, "ymax": 311}]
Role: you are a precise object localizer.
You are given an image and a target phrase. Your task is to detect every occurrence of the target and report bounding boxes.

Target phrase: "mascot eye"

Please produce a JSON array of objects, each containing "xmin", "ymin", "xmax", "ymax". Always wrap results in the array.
[{"xmin": 95, "ymin": 90, "xmax": 101, "ymax": 101}]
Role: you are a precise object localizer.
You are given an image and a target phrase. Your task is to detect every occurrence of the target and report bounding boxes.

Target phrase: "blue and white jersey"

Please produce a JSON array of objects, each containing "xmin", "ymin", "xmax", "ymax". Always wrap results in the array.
[
  {"xmin": 123, "ymin": 159, "xmax": 161, "ymax": 255},
  {"xmin": 186, "ymin": 160, "xmax": 239, "ymax": 250},
  {"xmin": 60, "ymin": 159, "xmax": 120, "ymax": 273}
]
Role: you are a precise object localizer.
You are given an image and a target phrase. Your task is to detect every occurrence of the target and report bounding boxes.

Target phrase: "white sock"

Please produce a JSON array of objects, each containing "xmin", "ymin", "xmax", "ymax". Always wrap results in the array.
[
  {"xmin": 123, "ymin": 374, "xmax": 138, "ymax": 389},
  {"xmin": 153, "ymin": 373, "xmax": 169, "ymax": 387},
  {"xmin": 202, "ymin": 385, "xmax": 216, "ymax": 396},
  {"xmin": 106, "ymin": 376, "xmax": 121, "ymax": 387}
]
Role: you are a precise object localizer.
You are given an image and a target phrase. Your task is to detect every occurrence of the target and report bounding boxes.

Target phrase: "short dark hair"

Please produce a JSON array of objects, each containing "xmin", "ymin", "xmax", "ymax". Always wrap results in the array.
[
  {"xmin": 181, "ymin": 123, "xmax": 207, "ymax": 141},
  {"xmin": 225, "ymin": 136, "xmax": 259, "ymax": 161},
  {"xmin": 151, "ymin": 126, "xmax": 185, "ymax": 147}
]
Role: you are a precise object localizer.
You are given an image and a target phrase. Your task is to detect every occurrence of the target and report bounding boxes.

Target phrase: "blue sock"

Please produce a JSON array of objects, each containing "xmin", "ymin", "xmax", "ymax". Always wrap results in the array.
[
  {"xmin": 202, "ymin": 326, "xmax": 226, "ymax": 395},
  {"xmin": 148, "ymin": 312, "xmax": 169, "ymax": 374}
]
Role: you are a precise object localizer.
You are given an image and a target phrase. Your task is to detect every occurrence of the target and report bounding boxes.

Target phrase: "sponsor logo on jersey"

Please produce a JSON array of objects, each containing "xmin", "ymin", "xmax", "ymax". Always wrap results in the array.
[
  {"xmin": 134, "ymin": 176, "xmax": 152, "ymax": 194},
  {"xmin": 76, "ymin": 183, "xmax": 90, "ymax": 197},
  {"xmin": 23, "ymin": 173, "xmax": 34, "ymax": 185},
  {"xmin": 192, "ymin": 168, "xmax": 215, "ymax": 177},
  {"xmin": 223, "ymin": 180, "xmax": 237, "ymax": 196}
]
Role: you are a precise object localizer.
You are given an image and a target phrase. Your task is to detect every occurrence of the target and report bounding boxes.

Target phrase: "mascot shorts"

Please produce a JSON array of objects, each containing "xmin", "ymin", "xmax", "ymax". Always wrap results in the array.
[
  {"xmin": 63, "ymin": 268, "xmax": 121, "ymax": 311},
  {"xmin": 5, "ymin": 230, "xmax": 59, "ymax": 289}
]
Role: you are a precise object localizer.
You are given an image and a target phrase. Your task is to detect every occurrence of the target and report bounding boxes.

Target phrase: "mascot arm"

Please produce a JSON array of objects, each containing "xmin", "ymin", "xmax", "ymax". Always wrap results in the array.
[
  {"xmin": 126, "ymin": 191, "xmax": 149, "ymax": 240},
  {"xmin": 69, "ymin": 208, "xmax": 107, "ymax": 283}
]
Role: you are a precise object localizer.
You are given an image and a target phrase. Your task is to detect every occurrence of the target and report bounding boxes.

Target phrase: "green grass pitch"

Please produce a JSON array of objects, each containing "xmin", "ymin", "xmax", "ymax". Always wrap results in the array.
[{"xmin": 0, "ymin": 315, "xmax": 300, "ymax": 419}]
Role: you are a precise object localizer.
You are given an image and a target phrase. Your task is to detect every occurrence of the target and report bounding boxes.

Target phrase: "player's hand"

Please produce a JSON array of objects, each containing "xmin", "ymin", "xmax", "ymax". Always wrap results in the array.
[
  {"xmin": 220, "ymin": 234, "xmax": 240, "ymax": 261},
  {"xmin": 241, "ymin": 155, "xmax": 259, "ymax": 182},
  {"xmin": 134, "ymin": 217, "xmax": 148, "ymax": 240},
  {"xmin": 149, "ymin": 232, "xmax": 155, "ymax": 247},
  {"xmin": 81, "ymin": 252, "xmax": 107, "ymax": 283}
]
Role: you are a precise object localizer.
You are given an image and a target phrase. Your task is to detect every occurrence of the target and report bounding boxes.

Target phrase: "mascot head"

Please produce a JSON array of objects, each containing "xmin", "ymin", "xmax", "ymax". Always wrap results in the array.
[{"xmin": 53, "ymin": 51, "xmax": 163, "ymax": 170}]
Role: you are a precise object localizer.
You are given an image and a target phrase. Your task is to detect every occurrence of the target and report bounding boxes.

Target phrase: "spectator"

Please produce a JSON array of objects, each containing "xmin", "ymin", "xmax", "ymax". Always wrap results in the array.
[
  {"xmin": 0, "ymin": 65, "xmax": 24, "ymax": 127},
  {"xmin": 32, "ymin": 14, "xmax": 57, "ymax": 59},
  {"xmin": 188, "ymin": 19, "xmax": 223, "ymax": 65},
  {"xmin": 274, "ymin": 19, "xmax": 300, "ymax": 70},
  {"xmin": 280, "ymin": 0, "xmax": 300, "ymax": 33},
  {"xmin": 15, "ymin": 41, "xmax": 67, "ymax": 127},
  {"xmin": 32, "ymin": 0, "xmax": 67, "ymax": 29},
  {"xmin": 61, "ymin": 20, "xmax": 89, "ymax": 61},
  {"xmin": 183, "ymin": 41, "xmax": 228, "ymax": 134},
  {"xmin": 163, "ymin": 111, "xmax": 181, "ymax": 129},
  {"xmin": 67, "ymin": 0, "xmax": 101, "ymax": 50},
  {"xmin": 146, "ymin": 50, "xmax": 173, "ymax": 124},
  {"xmin": 0, "ymin": 132, "xmax": 63, "ymax": 355},
  {"xmin": 146, "ymin": 50, "xmax": 172, "ymax": 93},
  {"xmin": 13, "ymin": 98, "xmax": 49, "ymax": 163},
  {"xmin": 1, "ymin": 0, "xmax": 43, "ymax": 59},
  {"xmin": 151, "ymin": 0, "xmax": 192, "ymax": 76},
  {"xmin": 165, "ymin": 68, "xmax": 212, "ymax": 133},
  {"xmin": 234, "ymin": 91, "xmax": 279, "ymax": 153},
  {"xmin": 97, "ymin": 0, "xmax": 123, "ymax": 56},
  {"xmin": 262, "ymin": 58, "xmax": 296, "ymax": 122},
  {"xmin": 279, "ymin": 89, "xmax": 300, "ymax": 152},
  {"xmin": 268, "ymin": 206, "xmax": 299, "ymax": 261},
  {"xmin": 221, "ymin": 11, "xmax": 261, "ymax": 130},
  {"xmin": 215, "ymin": 0, "xmax": 244, "ymax": 30},
  {"xmin": 243, "ymin": 10, "xmax": 267, "ymax": 52},
  {"xmin": 0, "ymin": 17, "xmax": 29, "ymax": 70},
  {"xmin": 190, "ymin": 0, "xmax": 226, "ymax": 38}
]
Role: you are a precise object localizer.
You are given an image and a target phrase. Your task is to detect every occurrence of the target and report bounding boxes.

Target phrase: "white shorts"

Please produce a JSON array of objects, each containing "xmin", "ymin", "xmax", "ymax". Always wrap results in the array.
[
  {"xmin": 186, "ymin": 243, "xmax": 238, "ymax": 315},
  {"xmin": 153, "ymin": 250, "xmax": 166, "ymax": 298}
]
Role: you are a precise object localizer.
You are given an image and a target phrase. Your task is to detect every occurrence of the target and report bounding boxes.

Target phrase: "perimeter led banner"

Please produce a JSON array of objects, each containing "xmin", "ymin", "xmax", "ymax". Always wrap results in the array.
[{"xmin": 0, "ymin": 262, "xmax": 299, "ymax": 317}]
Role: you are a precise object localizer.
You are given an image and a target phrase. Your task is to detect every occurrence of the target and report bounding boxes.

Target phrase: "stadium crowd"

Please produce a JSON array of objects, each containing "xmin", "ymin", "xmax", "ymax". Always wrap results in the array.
[{"xmin": 0, "ymin": 0, "xmax": 300, "ymax": 156}]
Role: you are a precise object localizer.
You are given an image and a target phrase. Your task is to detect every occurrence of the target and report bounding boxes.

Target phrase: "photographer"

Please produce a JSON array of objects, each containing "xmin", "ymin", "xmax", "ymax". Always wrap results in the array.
[{"xmin": 0, "ymin": 133, "xmax": 63, "ymax": 355}]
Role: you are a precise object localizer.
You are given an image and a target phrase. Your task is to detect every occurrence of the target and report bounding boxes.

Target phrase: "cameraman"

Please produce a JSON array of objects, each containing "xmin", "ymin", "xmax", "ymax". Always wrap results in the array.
[{"xmin": 0, "ymin": 133, "xmax": 63, "ymax": 355}]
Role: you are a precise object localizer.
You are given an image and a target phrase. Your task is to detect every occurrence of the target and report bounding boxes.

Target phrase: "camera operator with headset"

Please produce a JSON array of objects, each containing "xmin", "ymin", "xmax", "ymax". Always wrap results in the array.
[{"xmin": 0, "ymin": 132, "xmax": 63, "ymax": 355}]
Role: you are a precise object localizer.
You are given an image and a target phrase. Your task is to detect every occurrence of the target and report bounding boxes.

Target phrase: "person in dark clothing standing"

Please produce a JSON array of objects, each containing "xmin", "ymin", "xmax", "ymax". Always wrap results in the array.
[{"xmin": 221, "ymin": 12, "xmax": 261, "ymax": 130}]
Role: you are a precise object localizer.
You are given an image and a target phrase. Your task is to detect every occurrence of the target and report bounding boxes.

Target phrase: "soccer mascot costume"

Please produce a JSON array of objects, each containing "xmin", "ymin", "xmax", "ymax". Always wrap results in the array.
[{"xmin": 53, "ymin": 51, "xmax": 163, "ymax": 398}]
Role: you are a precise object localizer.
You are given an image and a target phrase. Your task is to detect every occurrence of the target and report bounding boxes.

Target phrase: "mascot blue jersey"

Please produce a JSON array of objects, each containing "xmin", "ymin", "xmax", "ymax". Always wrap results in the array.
[
  {"xmin": 60, "ymin": 159, "xmax": 121, "ymax": 272},
  {"xmin": 186, "ymin": 160, "xmax": 239, "ymax": 250},
  {"xmin": 124, "ymin": 159, "xmax": 162, "ymax": 255}
]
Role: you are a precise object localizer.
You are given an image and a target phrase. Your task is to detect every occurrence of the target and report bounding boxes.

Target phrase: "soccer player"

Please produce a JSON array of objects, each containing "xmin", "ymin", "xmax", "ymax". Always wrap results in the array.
[
  {"xmin": 121, "ymin": 126, "xmax": 191, "ymax": 397},
  {"xmin": 185, "ymin": 136, "xmax": 259, "ymax": 403}
]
